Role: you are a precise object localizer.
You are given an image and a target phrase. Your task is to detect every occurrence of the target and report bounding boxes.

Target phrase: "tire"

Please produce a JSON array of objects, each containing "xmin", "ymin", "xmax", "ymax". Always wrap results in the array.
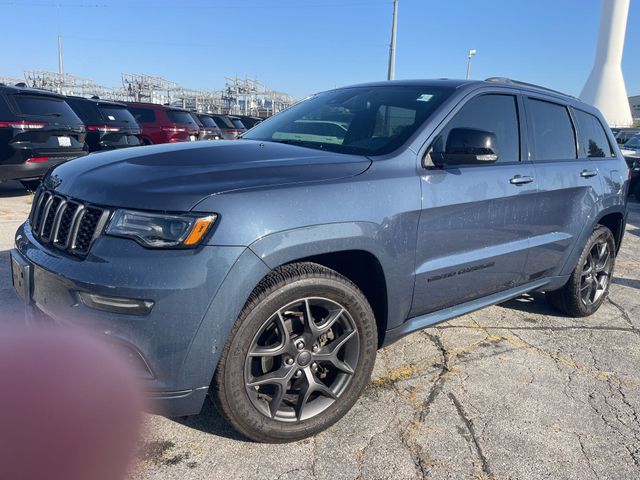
[
  {"xmin": 20, "ymin": 180, "xmax": 41, "ymax": 192},
  {"xmin": 213, "ymin": 262, "xmax": 378, "ymax": 443},
  {"xmin": 546, "ymin": 225, "xmax": 616, "ymax": 317}
]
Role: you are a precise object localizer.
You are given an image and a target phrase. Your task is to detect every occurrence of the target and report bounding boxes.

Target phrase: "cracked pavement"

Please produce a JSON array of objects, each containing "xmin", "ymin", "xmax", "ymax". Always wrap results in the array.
[{"xmin": 1, "ymin": 181, "xmax": 639, "ymax": 479}]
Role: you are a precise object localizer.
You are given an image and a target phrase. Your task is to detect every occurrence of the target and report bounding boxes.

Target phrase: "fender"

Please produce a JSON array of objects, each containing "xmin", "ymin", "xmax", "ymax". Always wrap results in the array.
[
  {"xmin": 248, "ymin": 222, "xmax": 416, "ymax": 331},
  {"xmin": 559, "ymin": 203, "xmax": 627, "ymax": 277}
]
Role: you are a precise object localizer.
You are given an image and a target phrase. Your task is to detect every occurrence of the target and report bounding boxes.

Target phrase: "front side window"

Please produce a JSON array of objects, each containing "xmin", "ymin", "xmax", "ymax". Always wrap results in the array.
[
  {"xmin": 527, "ymin": 98, "xmax": 576, "ymax": 161},
  {"xmin": 625, "ymin": 135, "xmax": 640, "ymax": 149},
  {"xmin": 244, "ymin": 86, "xmax": 455, "ymax": 155},
  {"xmin": 431, "ymin": 94, "xmax": 520, "ymax": 163},
  {"xmin": 573, "ymin": 109, "xmax": 613, "ymax": 158}
]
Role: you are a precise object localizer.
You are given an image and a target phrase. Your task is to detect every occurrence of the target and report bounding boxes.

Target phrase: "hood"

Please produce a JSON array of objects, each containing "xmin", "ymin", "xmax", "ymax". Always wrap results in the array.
[{"xmin": 46, "ymin": 140, "xmax": 372, "ymax": 211}]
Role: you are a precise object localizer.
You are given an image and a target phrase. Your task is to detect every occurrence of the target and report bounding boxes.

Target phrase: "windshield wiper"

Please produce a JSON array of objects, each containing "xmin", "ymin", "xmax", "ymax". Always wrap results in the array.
[{"xmin": 267, "ymin": 139, "xmax": 326, "ymax": 150}]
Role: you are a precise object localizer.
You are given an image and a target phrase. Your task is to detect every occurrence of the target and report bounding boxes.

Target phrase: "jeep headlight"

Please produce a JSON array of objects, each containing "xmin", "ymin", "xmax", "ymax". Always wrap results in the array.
[{"xmin": 105, "ymin": 209, "xmax": 216, "ymax": 248}]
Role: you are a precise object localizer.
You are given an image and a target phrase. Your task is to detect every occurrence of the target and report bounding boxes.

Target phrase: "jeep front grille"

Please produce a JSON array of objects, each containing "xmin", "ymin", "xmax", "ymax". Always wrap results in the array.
[{"xmin": 29, "ymin": 188, "xmax": 110, "ymax": 257}]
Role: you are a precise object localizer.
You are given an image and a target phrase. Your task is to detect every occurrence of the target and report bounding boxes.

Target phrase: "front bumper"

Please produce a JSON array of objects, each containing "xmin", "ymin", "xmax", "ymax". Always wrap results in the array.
[{"xmin": 13, "ymin": 221, "xmax": 270, "ymax": 416}]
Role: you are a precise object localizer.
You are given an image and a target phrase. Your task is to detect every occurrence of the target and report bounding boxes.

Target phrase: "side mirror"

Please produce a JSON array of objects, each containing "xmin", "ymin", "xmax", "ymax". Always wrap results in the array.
[{"xmin": 431, "ymin": 128, "xmax": 499, "ymax": 166}]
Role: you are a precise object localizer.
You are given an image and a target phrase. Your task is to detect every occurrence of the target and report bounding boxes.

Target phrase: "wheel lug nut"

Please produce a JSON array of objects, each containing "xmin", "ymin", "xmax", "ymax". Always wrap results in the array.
[
  {"xmin": 295, "ymin": 340, "xmax": 305, "ymax": 350},
  {"xmin": 285, "ymin": 357, "xmax": 294, "ymax": 366},
  {"xmin": 312, "ymin": 345, "xmax": 319, "ymax": 353},
  {"xmin": 312, "ymin": 362, "xmax": 318, "ymax": 371},
  {"xmin": 295, "ymin": 369, "xmax": 302, "ymax": 378}
]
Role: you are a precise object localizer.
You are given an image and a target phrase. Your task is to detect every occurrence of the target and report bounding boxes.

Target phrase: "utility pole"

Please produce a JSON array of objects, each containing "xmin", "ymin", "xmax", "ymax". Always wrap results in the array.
[
  {"xmin": 465, "ymin": 49, "xmax": 477, "ymax": 80},
  {"xmin": 387, "ymin": 0, "xmax": 398, "ymax": 80},
  {"xmin": 57, "ymin": 34, "xmax": 64, "ymax": 79}
]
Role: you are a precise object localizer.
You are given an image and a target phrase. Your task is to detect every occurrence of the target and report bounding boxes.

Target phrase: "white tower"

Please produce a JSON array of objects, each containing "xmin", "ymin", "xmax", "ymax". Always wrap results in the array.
[{"xmin": 580, "ymin": 0, "xmax": 633, "ymax": 127}]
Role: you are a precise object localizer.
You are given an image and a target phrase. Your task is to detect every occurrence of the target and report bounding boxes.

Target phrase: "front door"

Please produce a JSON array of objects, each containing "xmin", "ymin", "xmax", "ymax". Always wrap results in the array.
[{"xmin": 411, "ymin": 93, "xmax": 538, "ymax": 317}]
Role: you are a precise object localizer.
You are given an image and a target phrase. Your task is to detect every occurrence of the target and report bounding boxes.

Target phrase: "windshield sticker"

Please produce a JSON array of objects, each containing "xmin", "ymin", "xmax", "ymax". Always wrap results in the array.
[{"xmin": 417, "ymin": 94, "xmax": 434, "ymax": 102}]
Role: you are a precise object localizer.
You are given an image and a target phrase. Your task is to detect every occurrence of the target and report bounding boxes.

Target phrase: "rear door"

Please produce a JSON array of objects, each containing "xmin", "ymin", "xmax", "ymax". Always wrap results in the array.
[
  {"xmin": 523, "ymin": 96, "xmax": 603, "ymax": 279},
  {"xmin": 411, "ymin": 92, "xmax": 537, "ymax": 316}
]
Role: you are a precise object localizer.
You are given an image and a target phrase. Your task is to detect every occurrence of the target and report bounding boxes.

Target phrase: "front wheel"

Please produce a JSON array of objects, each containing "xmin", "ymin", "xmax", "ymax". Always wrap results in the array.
[
  {"xmin": 546, "ymin": 225, "xmax": 615, "ymax": 317},
  {"xmin": 213, "ymin": 262, "xmax": 378, "ymax": 443}
]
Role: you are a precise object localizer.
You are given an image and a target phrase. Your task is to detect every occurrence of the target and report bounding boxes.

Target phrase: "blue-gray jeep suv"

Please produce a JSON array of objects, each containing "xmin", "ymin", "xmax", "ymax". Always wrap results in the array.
[{"xmin": 11, "ymin": 78, "xmax": 629, "ymax": 442}]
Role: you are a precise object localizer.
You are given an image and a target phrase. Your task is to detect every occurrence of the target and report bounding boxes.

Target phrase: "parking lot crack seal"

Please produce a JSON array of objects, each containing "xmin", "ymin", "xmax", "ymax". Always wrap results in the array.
[
  {"xmin": 448, "ymin": 393, "xmax": 493, "ymax": 479},
  {"xmin": 419, "ymin": 331, "xmax": 450, "ymax": 422},
  {"xmin": 607, "ymin": 297, "xmax": 640, "ymax": 335}
]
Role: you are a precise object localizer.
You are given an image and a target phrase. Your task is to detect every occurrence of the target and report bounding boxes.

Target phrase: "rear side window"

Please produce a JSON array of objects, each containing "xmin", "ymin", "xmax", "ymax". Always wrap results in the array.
[
  {"xmin": 12, "ymin": 95, "xmax": 81, "ymax": 123},
  {"xmin": 432, "ymin": 94, "xmax": 520, "ymax": 163},
  {"xmin": 527, "ymin": 99, "xmax": 576, "ymax": 161},
  {"xmin": 573, "ymin": 109, "xmax": 613, "ymax": 158},
  {"xmin": 99, "ymin": 105, "xmax": 137, "ymax": 124},
  {"xmin": 129, "ymin": 107, "xmax": 156, "ymax": 123},
  {"xmin": 166, "ymin": 110, "xmax": 198, "ymax": 126}
]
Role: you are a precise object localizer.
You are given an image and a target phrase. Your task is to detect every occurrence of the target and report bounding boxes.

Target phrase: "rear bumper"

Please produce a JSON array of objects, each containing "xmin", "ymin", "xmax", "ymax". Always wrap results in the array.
[{"xmin": 0, "ymin": 153, "xmax": 86, "ymax": 181}]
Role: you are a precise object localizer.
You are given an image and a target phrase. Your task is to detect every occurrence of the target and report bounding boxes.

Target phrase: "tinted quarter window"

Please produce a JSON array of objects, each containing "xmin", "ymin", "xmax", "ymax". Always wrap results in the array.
[
  {"xmin": 12, "ymin": 95, "xmax": 81, "ymax": 123},
  {"xmin": 573, "ymin": 109, "xmax": 613, "ymax": 158},
  {"xmin": 527, "ymin": 99, "xmax": 576, "ymax": 161},
  {"xmin": 432, "ymin": 94, "xmax": 520, "ymax": 163},
  {"xmin": 129, "ymin": 107, "xmax": 156, "ymax": 123}
]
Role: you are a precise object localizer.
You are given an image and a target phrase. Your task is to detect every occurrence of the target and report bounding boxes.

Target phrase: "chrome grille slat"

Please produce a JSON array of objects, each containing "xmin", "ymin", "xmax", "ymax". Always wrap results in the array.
[{"xmin": 28, "ymin": 188, "xmax": 107, "ymax": 258}]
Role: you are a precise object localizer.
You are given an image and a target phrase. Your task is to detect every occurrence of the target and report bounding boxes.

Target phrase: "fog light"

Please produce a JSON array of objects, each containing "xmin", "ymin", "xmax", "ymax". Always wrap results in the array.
[{"xmin": 78, "ymin": 292, "xmax": 154, "ymax": 316}]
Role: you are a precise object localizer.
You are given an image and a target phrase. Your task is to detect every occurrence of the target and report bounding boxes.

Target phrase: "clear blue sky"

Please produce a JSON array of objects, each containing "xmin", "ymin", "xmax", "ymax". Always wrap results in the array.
[{"xmin": 2, "ymin": 0, "xmax": 639, "ymax": 99}]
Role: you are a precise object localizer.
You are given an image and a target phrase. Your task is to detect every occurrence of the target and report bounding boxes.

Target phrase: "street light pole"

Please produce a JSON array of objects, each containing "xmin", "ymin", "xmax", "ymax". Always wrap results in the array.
[
  {"xmin": 466, "ymin": 49, "xmax": 477, "ymax": 80},
  {"xmin": 387, "ymin": 0, "xmax": 398, "ymax": 80}
]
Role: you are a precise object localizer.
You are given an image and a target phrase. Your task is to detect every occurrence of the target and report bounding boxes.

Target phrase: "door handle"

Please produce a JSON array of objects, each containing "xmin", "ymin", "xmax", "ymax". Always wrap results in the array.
[
  {"xmin": 580, "ymin": 169, "xmax": 599, "ymax": 178},
  {"xmin": 510, "ymin": 175, "xmax": 534, "ymax": 185}
]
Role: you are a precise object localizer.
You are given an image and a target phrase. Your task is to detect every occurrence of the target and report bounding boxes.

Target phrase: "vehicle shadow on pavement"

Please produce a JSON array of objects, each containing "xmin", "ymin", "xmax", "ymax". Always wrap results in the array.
[
  {"xmin": 612, "ymin": 276, "xmax": 640, "ymax": 290},
  {"xmin": 498, "ymin": 292, "xmax": 559, "ymax": 316},
  {"xmin": 0, "ymin": 181, "xmax": 29, "ymax": 198},
  {"xmin": 170, "ymin": 397, "xmax": 247, "ymax": 442}
]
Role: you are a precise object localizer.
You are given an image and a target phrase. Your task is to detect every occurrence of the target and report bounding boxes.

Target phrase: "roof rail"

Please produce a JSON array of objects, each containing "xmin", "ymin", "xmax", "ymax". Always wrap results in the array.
[{"xmin": 484, "ymin": 77, "xmax": 576, "ymax": 99}]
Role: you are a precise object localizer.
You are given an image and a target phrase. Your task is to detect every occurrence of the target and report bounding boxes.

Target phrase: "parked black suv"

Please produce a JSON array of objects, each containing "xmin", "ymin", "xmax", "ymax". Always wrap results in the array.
[
  {"xmin": 0, "ymin": 85, "xmax": 87, "ymax": 189},
  {"xmin": 65, "ymin": 96, "xmax": 142, "ymax": 152},
  {"xmin": 191, "ymin": 113, "xmax": 220, "ymax": 140}
]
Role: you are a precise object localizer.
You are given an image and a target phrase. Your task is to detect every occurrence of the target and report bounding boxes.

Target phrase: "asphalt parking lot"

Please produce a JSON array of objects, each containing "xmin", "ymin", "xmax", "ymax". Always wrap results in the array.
[{"xmin": 1, "ymin": 181, "xmax": 639, "ymax": 480}]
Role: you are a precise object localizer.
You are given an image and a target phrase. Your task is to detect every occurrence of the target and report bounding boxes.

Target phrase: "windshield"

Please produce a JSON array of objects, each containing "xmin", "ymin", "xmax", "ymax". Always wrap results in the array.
[
  {"xmin": 624, "ymin": 135, "xmax": 640, "ymax": 149},
  {"xmin": 244, "ymin": 86, "xmax": 454, "ymax": 155}
]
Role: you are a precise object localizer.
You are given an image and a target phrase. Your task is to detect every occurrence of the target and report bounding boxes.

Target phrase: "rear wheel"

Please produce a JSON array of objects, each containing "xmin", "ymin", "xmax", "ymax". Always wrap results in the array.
[
  {"xmin": 213, "ymin": 262, "xmax": 378, "ymax": 443},
  {"xmin": 546, "ymin": 225, "xmax": 615, "ymax": 317},
  {"xmin": 20, "ymin": 180, "xmax": 40, "ymax": 192}
]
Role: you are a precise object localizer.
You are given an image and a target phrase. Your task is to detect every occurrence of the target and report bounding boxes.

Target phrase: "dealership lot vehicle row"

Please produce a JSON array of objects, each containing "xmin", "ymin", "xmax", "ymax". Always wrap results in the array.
[{"xmin": 2, "ymin": 188, "xmax": 639, "ymax": 479}]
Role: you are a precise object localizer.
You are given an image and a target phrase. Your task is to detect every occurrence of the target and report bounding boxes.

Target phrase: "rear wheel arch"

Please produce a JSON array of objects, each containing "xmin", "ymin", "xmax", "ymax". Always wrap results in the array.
[{"xmin": 595, "ymin": 211, "xmax": 625, "ymax": 253}]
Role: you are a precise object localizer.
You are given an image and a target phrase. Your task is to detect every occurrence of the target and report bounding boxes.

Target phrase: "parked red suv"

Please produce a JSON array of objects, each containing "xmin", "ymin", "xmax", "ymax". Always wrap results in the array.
[{"xmin": 125, "ymin": 102, "xmax": 200, "ymax": 144}]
